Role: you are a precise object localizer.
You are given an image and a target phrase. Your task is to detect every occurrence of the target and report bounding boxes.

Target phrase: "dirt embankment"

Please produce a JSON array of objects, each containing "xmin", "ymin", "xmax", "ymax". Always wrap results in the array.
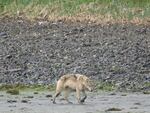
[{"xmin": 0, "ymin": 18, "xmax": 150, "ymax": 91}]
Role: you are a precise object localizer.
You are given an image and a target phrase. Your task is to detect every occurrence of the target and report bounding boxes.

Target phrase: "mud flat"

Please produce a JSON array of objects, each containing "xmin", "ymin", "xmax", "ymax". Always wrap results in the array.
[{"xmin": 0, "ymin": 91, "xmax": 150, "ymax": 113}]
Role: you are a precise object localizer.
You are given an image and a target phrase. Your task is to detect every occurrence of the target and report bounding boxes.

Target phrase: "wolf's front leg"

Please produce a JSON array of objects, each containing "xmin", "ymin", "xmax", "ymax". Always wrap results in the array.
[
  {"xmin": 64, "ymin": 89, "xmax": 72, "ymax": 104},
  {"xmin": 76, "ymin": 88, "xmax": 82, "ymax": 104},
  {"xmin": 80, "ymin": 90, "xmax": 87, "ymax": 103}
]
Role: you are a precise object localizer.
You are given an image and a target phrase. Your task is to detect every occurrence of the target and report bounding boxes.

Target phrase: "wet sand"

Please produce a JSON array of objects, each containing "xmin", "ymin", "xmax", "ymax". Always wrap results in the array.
[{"xmin": 0, "ymin": 91, "xmax": 150, "ymax": 113}]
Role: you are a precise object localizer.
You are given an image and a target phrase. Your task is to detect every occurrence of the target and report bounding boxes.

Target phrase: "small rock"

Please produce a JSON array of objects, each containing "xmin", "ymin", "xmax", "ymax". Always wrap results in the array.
[
  {"xmin": 0, "ymin": 95, "xmax": 4, "ymax": 97},
  {"xmin": 130, "ymin": 107, "xmax": 138, "ymax": 109},
  {"xmin": 134, "ymin": 102, "xmax": 141, "ymax": 105},
  {"xmin": 121, "ymin": 94, "xmax": 127, "ymax": 96},
  {"xmin": 21, "ymin": 100, "xmax": 28, "ymax": 103},
  {"xmin": 25, "ymin": 96, "xmax": 34, "ymax": 98},
  {"xmin": 7, "ymin": 100, "xmax": 17, "ymax": 103},
  {"xmin": 9, "ymin": 105, "xmax": 16, "ymax": 108},
  {"xmin": 34, "ymin": 92, "xmax": 39, "ymax": 94},
  {"xmin": 109, "ymin": 92, "xmax": 116, "ymax": 95},
  {"xmin": 0, "ymin": 32, "xmax": 7, "ymax": 38},
  {"xmin": 105, "ymin": 108, "xmax": 122, "ymax": 111},
  {"xmin": 46, "ymin": 94, "xmax": 52, "ymax": 98}
]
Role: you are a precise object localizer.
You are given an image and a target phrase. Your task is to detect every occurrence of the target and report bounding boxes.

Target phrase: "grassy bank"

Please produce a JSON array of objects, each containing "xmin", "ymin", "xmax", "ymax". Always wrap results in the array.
[
  {"xmin": 0, "ymin": 82, "xmax": 149, "ymax": 94},
  {"xmin": 0, "ymin": 81, "xmax": 116, "ymax": 95},
  {"xmin": 0, "ymin": 0, "xmax": 150, "ymax": 24},
  {"xmin": 0, "ymin": 84, "xmax": 55, "ymax": 93}
]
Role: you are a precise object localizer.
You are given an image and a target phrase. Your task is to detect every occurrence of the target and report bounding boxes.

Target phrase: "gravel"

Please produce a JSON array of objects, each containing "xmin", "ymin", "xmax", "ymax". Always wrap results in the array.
[{"xmin": 0, "ymin": 18, "xmax": 150, "ymax": 91}]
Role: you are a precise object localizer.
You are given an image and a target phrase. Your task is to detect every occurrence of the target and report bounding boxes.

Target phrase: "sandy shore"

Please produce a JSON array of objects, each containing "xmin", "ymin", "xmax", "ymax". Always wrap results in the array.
[{"xmin": 0, "ymin": 91, "xmax": 150, "ymax": 113}]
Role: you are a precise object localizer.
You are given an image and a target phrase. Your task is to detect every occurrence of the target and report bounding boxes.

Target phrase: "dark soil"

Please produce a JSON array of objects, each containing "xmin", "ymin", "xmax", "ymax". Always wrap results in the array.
[{"xmin": 0, "ymin": 18, "xmax": 150, "ymax": 91}]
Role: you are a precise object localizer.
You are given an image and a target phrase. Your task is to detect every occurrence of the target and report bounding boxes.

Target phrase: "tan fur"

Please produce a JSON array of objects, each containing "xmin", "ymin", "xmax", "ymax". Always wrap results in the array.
[{"xmin": 53, "ymin": 74, "xmax": 93, "ymax": 104}]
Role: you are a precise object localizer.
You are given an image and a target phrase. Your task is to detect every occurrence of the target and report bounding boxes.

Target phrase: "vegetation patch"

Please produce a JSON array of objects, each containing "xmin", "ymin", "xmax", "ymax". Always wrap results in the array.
[
  {"xmin": 143, "ymin": 82, "xmax": 150, "ymax": 88},
  {"xmin": 0, "ymin": 84, "xmax": 28, "ymax": 91},
  {"xmin": 143, "ymin": 91, "xmax": 150, "ymax": 94},
  {"xmin": 0, "ymin": 0, "xmax": 150, "ymax": 24},
  {"xmin": 94, "ymin": 81, "xmax": 116, "ymax": 91},
  {"xmin": 0, "ymin": 84, "xmax": 56, "ymax": 92},
  {"xmin": 6, "ymin": 89, "xmax": 19, "ymax": 95}
]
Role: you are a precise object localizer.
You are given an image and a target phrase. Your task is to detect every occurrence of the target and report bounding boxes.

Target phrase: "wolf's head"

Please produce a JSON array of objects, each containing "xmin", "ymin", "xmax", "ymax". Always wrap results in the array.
[{"xmin": 78, "ymin": 75, "xmax": 94, "ymax": 92}]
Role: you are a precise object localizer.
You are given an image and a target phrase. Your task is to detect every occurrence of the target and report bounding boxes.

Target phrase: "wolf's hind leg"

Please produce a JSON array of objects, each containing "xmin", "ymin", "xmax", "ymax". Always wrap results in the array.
[{"xmin": 53, "ymin": 91, "xmax": 61, "ymax": 104}]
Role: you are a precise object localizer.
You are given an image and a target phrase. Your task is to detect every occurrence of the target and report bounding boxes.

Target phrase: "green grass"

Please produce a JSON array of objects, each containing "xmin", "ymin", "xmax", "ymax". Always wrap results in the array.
[
  {"xmin": 95, "ymin": 81, "xmax": 116, "ymax": 91},
  {"xmin": 0, "ymin": 0, "xmax": 150, "ymax": 23},
  {"xmin": 6, "ymin": 89, "xmax": 20, "ymax": 95},
  {"xmin": 0, "ymin": 81, "xmax": 115, "ymax": 93},
  {"xmin": 0, "ymin": 84, "xmax": 56, "ymax": 92},
  {"xmin": 144, "ymin": 82, "xmax": 150, "ymax": 88}
]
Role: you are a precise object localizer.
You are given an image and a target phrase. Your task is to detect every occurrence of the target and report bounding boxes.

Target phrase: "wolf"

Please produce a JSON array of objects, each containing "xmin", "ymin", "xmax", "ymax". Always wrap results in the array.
[{"xmin": 53, "ymin": 74, "xmax": 93, "ymax": 104}]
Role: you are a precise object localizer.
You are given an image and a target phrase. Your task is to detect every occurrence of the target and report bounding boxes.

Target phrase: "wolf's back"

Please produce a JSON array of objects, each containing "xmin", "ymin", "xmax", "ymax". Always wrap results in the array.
[{"xmin": 59, "ymin": 74, "xmax": 77, "ymax": 82}]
